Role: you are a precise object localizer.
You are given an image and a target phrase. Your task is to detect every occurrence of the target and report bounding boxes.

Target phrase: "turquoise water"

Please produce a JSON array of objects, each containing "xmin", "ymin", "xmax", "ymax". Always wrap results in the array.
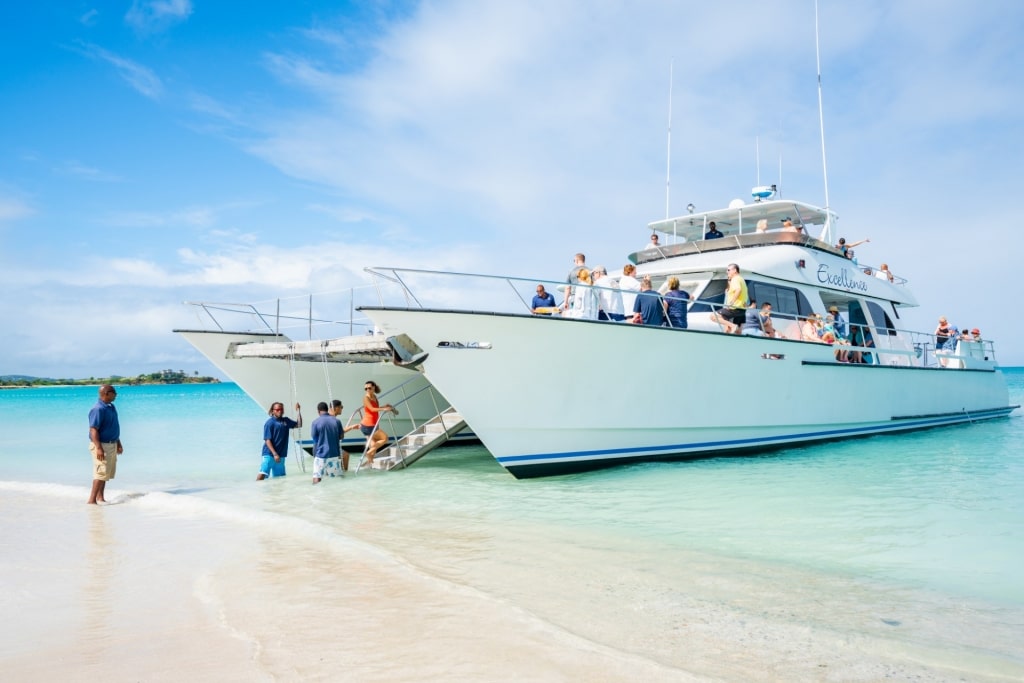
[{"xmin": 3, "ymin": 373, "xmax": 1023, "ymax": 678}]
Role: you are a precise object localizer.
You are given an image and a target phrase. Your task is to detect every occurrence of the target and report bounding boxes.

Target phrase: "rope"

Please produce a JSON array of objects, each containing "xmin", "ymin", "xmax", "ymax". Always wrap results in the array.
[
  {"xmin": 288, "ymin": 345, "xmax": 306, "ymax": 473},
  {"xmin": 321, "ymin": 343, "xmax": 334, "ymax": 402}
]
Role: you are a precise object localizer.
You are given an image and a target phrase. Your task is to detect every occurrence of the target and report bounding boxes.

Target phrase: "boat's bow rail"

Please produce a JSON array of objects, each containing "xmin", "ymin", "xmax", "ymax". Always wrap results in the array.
[
  {"xmin": 362, "ymin": 267, "xmax": 1000, "ymax": 371},
  {"xmin": 182, "ymin": 283, "xmax": 387, "ymax": 340}
]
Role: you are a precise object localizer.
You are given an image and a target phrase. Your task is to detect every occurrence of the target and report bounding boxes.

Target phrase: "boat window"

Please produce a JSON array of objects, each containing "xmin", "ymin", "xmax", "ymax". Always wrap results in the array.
[
  {"xmin": 689, "ymin": 279, "xmax": 728, "ymax": 313},
  {"xmin": 866, "ymin": 301, "xmax": 897, "ymax": 336},
  {"xmin": 748, "ymin": 281, "xmax": 813, "ymax": 319}
]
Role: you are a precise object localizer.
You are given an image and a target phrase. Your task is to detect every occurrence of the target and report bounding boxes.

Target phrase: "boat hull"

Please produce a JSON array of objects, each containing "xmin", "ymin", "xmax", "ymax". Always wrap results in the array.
[
  {"xmin": 175, "ymin": 329, "xmax": 475, "ymax": 450},
  {"xmin": 364, "ymin": 308, "xmax": 1015, "ymax": 478}
]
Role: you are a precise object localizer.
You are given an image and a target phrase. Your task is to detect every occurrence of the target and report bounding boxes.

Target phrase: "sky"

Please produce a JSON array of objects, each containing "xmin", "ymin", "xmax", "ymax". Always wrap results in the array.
[{"xmin": 1, "ymin": 0, "xmax": 1023, "ymax": 379}]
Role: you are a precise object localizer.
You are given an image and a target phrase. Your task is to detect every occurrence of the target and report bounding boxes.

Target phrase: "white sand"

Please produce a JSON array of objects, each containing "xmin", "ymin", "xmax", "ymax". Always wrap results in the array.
[{"xmin": 2, "ymin": 486, "xmax": 1022, "ymax": 682}]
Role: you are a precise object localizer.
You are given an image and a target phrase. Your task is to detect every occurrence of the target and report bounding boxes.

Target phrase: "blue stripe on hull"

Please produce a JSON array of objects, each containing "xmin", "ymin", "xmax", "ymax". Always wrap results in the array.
[{"xmin": 499, "ymin": 408, "xmax": 1016, "ymax": 478}]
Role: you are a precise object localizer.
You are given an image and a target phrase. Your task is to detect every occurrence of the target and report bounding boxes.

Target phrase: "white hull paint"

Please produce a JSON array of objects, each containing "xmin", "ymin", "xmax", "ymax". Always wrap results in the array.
[
  {"xmin": 365, "ymin": 308, "xmax": 1014, "ymax": 478},
  {"xmin": 176, "ymin": 329, "xmax": 473, "ymax": 450}
]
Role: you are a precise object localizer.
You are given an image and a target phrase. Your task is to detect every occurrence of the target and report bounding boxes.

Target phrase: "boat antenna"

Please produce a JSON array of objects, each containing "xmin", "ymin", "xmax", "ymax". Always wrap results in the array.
[
  {"xmin": 814, "ymin": 0, "xmax": 832, "ymax": 240},
  {"xmin": 665, "ymin": 58, "xmax": 674, "ymax": 219},
  {"xmin": 755, "ymin": 135, "xmax": 761, "ymax": 186}
]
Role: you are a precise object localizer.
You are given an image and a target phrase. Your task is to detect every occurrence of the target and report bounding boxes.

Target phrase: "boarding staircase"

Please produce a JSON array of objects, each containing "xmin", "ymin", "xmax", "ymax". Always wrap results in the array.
[{"xmin": 362, "ymin": 407, "xmax": 467, "ymax": 471}]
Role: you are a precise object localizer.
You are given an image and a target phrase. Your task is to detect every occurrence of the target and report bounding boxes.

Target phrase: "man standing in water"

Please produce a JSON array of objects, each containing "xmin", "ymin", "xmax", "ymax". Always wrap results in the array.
[
  {"xmin": 257, "ymin": 401, "xmax": 301, "ymax": 480},
  {"xmin": 88, "ymin": 384, "xmax": 122, "ymax": 504}
]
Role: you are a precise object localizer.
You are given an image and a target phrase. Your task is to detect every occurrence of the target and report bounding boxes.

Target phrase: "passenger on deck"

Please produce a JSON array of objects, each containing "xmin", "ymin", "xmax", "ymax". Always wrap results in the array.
[
  {"xmin": 823, "ymin": 314, "xmax": 850, "ymax": 362},
  {"xmin": 563, "ymin": 253, "xmax": 586, "ymax": 312},
  {"xmin": 631, "ymin": 275, "xmax": 665, "ymax": 327},
  {"xmin": 531, "ymin": 284, "xmax": 556, "ymax": 314},
  {"xmin": 741, "ymin": 299, "xmax": 763, "ymax": 336},
  {"xmin": 849, "ymin": 324, "xmax": 874, "ymax": 363},
  {"xmin": 781, "ymin": 217, "xmax": 802, "ymax": 233},
  {"xmin": 704, "ymin": 222, "xmax": 724, "ymax": 239},
  {"xmin": 759, "ymin": 302, "xmax": 777, "ymax": 338},
  {"xmin": 662, "ymin": 276, "xmax": 690, "ymax": 328},
  {"xmin": 802, "ymin": 314, "xmax": 824, "ymax": 342},
  {"xmin": 593, "ymin": 266, "xmax": 625, "ymax": 321},
  {"xmin": 644, "ymin": 233, "xmax": 662, "ymax": 250},
  {"xmin": 710, "ymin": 263, "xmax": 748, "ymax": 334},
  {"xmin": 934, "ymin": 317, "xmax": 954, "ymax": 351},
  {"xmin": 876, "ymin": 263, "xmax": 895, "ymax": 282},
  {"xmin": 828, "ymin": 306, "xmax": 847, "ymax": 339},
  {"xmin": 618, "ymin": 264, "xmax": 641, "ymax": 315},
  {"xmin": 755, "ymin": 219, "xmax": 769, "ymax": 233},
  {"xmin": 972, "ymin": 328, "xmax": 983, "ymax": 341},
  {"xmin": 836, "ymin": 237, "xmax": 869, "ymax": 258},
  {"xmin": 566, "ymin": 268, "xmax": 599, "ymax": 320}
]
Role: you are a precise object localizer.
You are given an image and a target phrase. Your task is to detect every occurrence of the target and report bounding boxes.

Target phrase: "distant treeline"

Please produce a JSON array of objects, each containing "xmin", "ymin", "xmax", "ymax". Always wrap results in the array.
[{"xmin": 0, "ymin": 370, "xmax": 220, "ymax": 387}]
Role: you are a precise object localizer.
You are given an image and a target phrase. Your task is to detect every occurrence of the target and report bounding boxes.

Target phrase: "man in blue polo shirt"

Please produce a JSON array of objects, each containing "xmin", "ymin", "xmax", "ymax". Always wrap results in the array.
[
  {"xmin": 312, "ymin": 401, "xmax": 352, "ymax": 483},
  {"xmin": 531, "ymin": 284, "xmax": 556, "ymax": 314},
  {"xmin": 631, "ymin": 275, "xmax": 665, "ymax": 327},
  {"xmin": 88, "ymin": 384, "xmax": 122, "ymax": 504}
]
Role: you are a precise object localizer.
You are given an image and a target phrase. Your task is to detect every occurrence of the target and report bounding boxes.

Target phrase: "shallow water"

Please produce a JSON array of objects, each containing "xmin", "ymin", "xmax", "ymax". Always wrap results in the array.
[{"xmin": 2, "ymin": 373, "xmax": 1022, "ymax": 680}]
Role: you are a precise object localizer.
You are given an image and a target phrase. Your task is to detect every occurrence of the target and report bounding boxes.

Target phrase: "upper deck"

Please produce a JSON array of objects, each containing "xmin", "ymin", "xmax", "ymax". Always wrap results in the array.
[{"xmin": 647, "ymin": 198, "xmax": 836, "ymax": 244}]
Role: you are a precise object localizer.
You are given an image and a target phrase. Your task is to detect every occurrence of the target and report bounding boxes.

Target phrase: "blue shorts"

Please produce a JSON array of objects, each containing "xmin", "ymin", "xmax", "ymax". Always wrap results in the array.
[
  {"xmin": 360, "ymin": 425, "xmax": 374, "ymax": 437},
  {"xmin": 259, "ymin": 454, "xmax": 287, "ymax": 477}
]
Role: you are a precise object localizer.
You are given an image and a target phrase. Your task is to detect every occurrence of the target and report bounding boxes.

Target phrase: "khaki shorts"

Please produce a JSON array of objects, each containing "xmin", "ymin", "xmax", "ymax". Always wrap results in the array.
[{"xmin": 90, "ymin": 442, "xmax": 118, "ymax": 481}]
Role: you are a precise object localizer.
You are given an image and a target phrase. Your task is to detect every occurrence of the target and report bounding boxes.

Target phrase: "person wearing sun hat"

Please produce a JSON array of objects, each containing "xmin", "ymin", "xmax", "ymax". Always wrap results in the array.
[
  {"xmin": 971, "ymin": 328, "xmax": 983, "ymax": 341},
  {"xmin": 828, "ymin": 305, "xmax": 847, "ymax": 339}
]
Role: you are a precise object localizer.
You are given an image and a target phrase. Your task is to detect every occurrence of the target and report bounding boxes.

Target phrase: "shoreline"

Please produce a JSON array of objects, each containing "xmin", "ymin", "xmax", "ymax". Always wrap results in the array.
[
  {"xmin": 4, "ymin": 480, "xmax": 1023, "ymax": 682},
  {"xmin": 0, "ymin": 379, "xmax": 222, "ymax": 389}
]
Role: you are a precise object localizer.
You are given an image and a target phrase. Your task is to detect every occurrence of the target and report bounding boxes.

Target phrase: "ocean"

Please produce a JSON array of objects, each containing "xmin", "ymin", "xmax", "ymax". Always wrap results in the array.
[{"xmin": 1, "ymin": 373, "xmax": 1022, "ymax": 682}]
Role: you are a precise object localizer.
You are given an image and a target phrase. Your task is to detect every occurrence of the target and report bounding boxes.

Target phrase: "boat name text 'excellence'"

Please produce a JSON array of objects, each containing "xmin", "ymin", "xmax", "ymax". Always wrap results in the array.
[{"xmin": 817, "ymin": 265, "xmax": 868, "ymax": 292}]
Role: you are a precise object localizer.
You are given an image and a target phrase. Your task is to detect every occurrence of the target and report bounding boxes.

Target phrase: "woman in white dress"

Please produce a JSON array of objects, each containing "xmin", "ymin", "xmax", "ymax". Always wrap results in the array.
[{"xmin": 566, "ymin": 268, "xmax": 599, "ymax": 319}]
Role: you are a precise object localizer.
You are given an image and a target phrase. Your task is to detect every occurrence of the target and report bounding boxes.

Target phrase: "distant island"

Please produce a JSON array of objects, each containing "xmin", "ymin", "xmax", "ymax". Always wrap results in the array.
[{"xmin": 0, "ymin": 369, "xmax": 221, "ymax": 388}]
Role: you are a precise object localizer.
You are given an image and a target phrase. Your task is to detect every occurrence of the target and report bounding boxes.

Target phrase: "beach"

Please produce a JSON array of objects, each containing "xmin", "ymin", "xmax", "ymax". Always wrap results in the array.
[{"xmin": 1, "ymin": 381, "xmax": 1023, "ymax": 681}]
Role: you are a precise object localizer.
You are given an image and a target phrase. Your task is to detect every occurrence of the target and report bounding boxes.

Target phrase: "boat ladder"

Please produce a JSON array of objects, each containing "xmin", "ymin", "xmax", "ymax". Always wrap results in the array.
[{"xmin": 362, "ymin": 407, "xmax": 467, "ymax": 471}]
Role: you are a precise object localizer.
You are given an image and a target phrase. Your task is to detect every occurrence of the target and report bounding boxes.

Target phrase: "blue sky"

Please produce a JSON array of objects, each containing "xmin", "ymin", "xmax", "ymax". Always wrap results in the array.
[{"xmin": 2, "ymin": 0, "xmax": 1023, "ymax": 378}]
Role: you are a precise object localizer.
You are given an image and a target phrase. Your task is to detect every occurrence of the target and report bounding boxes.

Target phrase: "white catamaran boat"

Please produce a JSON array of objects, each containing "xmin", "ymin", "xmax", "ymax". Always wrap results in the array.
[
  {"xmin": 175, "ymin": 296, "xmax": 475, "ymax": 467},
  {"xmin": 361, "ymin": 195, "xmax": 1017, "ymax": 478}
]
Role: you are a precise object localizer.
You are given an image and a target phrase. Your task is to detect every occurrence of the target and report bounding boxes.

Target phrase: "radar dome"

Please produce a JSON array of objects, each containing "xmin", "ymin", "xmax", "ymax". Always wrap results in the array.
[{"xmin": 728, "ymin": 198, "xmax": 745, "ymax": 209}]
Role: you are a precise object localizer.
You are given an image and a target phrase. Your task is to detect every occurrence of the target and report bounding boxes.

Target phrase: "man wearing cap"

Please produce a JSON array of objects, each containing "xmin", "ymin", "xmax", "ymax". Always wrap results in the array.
[
  {"xmin": 971, "ymin": 328, "xmax": 983, "ymax": 341},
  {"xmin": 592, "ymin": 266, "xmax": 625, "ymax": 321},
  {"xmin": 88, "ymin": 384, "xmax": 123, "ymax": 505},
  {"xmin": 704, "ymin": 222, "xmax": 723, "ymax": 239},
  {"xmin": 781, "ymin": 218, "xmax": 801, "ymax": 233}
]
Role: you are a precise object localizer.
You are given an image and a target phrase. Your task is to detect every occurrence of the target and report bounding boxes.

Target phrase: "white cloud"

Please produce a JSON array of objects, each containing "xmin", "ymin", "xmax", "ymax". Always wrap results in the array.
[
  {"xmin": 76, "ymin": 42, "xmax": 163, "ymax": 99},
  {"xmin": 125, "ymin": 0, "xmax": 193, "ymax": 35},
  {"xmin": 0, "ymin": 196, "xmax": 34, "ymax": 222},
  {"xmin": 58, "ymin": 160, "xmax": 122, "ymax": 182},
  {"xmin": 80, "ymin": 9, "xmax": 99, "ymax": 27}
]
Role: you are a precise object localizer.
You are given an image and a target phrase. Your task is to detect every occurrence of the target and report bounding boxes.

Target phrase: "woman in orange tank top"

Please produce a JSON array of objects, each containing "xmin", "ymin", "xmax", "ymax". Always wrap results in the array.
[{"xmin": 361, "ymin": 381, "xmax": 396, "ymax": 465}]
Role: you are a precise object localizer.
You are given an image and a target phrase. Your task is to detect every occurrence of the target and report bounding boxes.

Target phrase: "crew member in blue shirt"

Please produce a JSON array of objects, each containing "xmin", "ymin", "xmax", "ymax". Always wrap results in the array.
[
  {"xmin": 88, "ymin": 384, "xmax": 122, "ymax": 505},
  {"xmin": 311, "ymin": 401, "xmax": 346, "ymax": 483},
  {"xmin": 704, "ymin": 222, "xmax": 724, "ymax": 239},
  {"xmin": 531, "ymin": 284, "xmax": 556, "ymax": 314},
  {"xmin": 258, "ymin": 401, "xmax": 302, "ymax": 480}
]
